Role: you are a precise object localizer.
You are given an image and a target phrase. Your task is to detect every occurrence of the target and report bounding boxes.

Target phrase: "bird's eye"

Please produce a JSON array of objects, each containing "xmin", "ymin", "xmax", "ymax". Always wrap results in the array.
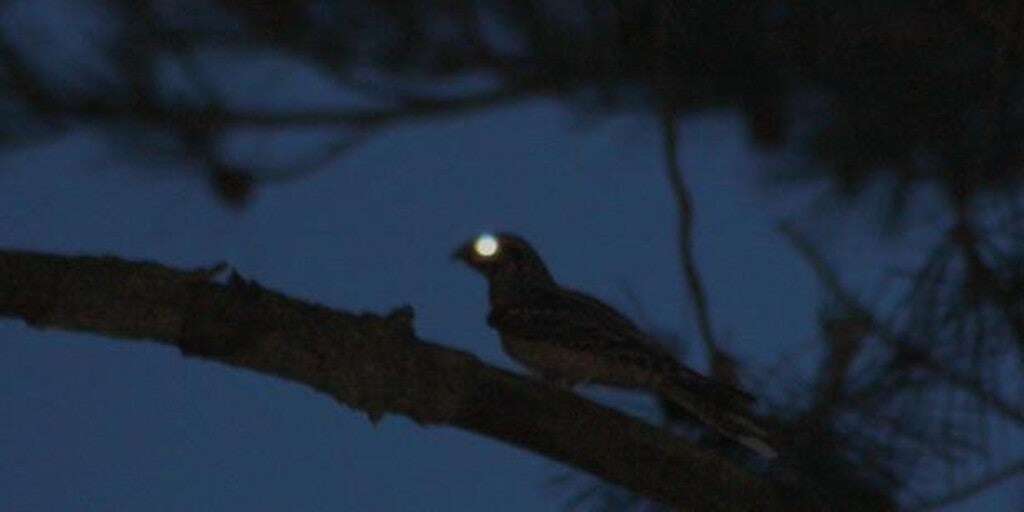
[{"xmin": 473, "ymin": 234, "xmax": 499, "ymax": 257}]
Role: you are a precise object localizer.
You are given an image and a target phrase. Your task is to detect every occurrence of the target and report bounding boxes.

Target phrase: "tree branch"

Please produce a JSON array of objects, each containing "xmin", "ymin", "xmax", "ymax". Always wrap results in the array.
[
  {"xmin": 778, "ymin": 222, "xmax": 1024, "ymax": 427},
  {"xmin": 0, "ymin": 249, "xmax": 821, "ymax": 512}
]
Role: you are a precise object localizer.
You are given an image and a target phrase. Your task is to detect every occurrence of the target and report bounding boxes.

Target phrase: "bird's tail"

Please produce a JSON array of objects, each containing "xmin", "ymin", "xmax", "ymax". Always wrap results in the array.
[{"xmin": 657, "ymin": 371, "xmax": 778, "ymax": 459}]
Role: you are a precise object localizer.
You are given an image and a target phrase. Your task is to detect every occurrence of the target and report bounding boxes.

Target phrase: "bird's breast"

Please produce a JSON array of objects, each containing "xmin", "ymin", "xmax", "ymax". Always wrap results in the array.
[
  {"xmin": 499, "ymin": 334, "xmax": 598, "ymax": 383},
  {"xmin": 499, "ymin": 334, "xmax": 660, "ymax": 389}
]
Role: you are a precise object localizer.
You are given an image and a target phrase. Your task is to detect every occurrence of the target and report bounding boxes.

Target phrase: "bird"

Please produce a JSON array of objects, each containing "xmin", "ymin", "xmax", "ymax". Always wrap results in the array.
[{"xmin": 453, "ymin": 232, "xmax": 777, "ymax": 458}]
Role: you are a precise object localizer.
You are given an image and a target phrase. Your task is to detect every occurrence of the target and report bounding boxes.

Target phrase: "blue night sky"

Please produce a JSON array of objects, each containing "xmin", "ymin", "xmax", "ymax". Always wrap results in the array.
[{"xmin": 0, "ymin": 5, "xmax": 1018, "ymax": 509}]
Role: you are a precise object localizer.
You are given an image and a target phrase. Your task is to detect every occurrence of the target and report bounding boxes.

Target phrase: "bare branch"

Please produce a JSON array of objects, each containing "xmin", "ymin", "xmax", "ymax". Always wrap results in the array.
[
  {"xmin": 0, "ymin": 248, "xmax": 824, "ymax": 512},
  {"xmin": 779, "ymin": 222, "xmax": 1024, "ymax": 427},
  {"xmin": 53, "ymin": 85, "xmax": 528, "ymax": 129}
]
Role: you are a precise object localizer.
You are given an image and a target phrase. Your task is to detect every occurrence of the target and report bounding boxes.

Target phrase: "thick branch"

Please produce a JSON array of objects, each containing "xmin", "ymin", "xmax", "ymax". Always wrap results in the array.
[{"xmin": 0, "ymin": 249, "xmax": 819, "ymax": 512}]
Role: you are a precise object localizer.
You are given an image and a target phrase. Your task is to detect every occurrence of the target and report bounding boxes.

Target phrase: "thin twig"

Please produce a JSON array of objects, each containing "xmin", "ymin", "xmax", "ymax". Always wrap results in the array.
[
  {"xmin": 779, "ymin": 222, "xmax": 1024, "ymax": 427},
  {"xmin": 659, "ymin": 106, "xmax": 721, "ymax": 365},
  {"xmin": 650, "ymin": 2, "xmax": 723, "ymax": 368}
]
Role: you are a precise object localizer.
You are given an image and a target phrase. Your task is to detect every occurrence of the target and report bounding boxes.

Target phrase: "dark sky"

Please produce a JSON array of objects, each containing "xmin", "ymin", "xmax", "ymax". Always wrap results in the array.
[{"xmin": 0, "ymin": 3, "xmax": 1018, "ymax": 510}]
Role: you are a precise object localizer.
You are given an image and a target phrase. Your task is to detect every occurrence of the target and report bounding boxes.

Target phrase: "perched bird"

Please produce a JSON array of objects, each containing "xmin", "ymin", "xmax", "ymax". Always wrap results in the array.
[{"xmin": 453, "ymin": 232, "xmax": 776, "ymax": 458}]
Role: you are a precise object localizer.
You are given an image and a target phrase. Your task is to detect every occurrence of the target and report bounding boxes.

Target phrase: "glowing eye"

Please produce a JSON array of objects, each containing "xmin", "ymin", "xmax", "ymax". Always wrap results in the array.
[{"xmin": 473, "ymin": 234, "xmax": 499, "ymax": 257}]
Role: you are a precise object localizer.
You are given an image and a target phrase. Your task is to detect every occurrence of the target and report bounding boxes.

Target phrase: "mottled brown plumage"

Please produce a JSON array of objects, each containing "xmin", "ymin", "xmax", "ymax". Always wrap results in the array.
[{"xmin": 454, "ymin": 233, "xmax": 776, "ymax": 458}]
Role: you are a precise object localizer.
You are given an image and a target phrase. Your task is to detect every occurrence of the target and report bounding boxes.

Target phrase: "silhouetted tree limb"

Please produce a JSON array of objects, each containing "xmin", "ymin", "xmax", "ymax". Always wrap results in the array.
[{"xmin": 0, "ymin": 249, "xmax": 823, "ymax": 512}]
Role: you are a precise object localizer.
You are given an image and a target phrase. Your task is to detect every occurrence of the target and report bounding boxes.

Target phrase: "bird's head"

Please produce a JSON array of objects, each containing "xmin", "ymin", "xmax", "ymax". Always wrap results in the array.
[{"xmin": 453, "ymin": 232, "xmax": 554, "ymax": 284}]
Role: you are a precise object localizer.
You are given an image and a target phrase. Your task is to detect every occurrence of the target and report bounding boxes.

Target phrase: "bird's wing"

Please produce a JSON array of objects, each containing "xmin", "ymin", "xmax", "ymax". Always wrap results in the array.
[
  {"xmin": 488, "ymin": 287, "xmax": 754, "ymax": 405},
  {"xmin": 489, "ymin": 287, "xmax": 769, "ymax": 456},
  {"xmin": 488, "ymin": 287, "xmax": 658, "ymax": 353}
]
